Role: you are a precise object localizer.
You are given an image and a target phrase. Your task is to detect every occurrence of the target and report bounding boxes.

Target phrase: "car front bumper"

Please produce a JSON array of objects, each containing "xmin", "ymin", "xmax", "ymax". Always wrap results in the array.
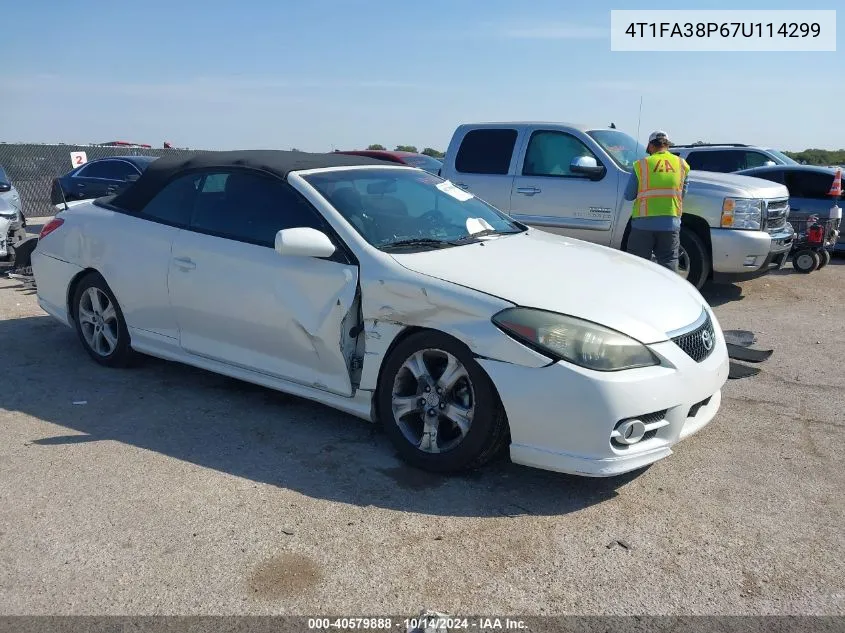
[
  {"xmin": 478, "ymin": 313, "xmax": 730, "ymax": 477},
  {"xmin": 710, "ymin": 225, "xmax": 794, "ymax": 283}
]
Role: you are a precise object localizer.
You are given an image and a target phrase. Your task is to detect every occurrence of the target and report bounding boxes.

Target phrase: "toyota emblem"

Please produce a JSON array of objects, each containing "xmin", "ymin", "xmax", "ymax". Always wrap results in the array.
[{"xmin": 701, "ymin": 329, "xmax": 714, "ymax": 351}]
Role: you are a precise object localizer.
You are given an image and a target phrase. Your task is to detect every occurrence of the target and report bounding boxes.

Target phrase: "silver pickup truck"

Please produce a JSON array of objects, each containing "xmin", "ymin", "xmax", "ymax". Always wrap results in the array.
[{"xmin": 440, "ymin": 122, "xmax": 795, "ymax": 289}]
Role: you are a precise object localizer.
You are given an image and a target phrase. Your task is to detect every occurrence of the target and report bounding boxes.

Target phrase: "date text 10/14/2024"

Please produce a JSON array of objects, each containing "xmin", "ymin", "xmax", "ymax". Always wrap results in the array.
[{"xmin": 307, "ymin": 617, "xmax": 528, "ymax": 630}]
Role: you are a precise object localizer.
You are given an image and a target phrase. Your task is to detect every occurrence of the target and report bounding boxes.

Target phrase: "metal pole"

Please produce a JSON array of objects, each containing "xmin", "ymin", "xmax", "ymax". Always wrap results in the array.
[{"xmin": 636, "ymin": 96, "xmax": 643, "ymax": 145}]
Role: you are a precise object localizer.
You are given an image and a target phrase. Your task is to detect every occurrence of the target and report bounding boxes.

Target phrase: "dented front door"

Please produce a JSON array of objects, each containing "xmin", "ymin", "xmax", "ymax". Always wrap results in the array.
[{"xmin": 168, "ymin": 228, "xmax": 359, "ymax": 396}]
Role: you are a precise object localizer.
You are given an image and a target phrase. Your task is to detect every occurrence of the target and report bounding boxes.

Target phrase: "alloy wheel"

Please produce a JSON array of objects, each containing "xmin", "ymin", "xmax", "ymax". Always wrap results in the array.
[
  {"xmin": 78, "ymin": 287, "xmax": 119, "ymax": 357},
  {"xmin": 391, "ymin": 349, "xmax": 476, "ymax": 454}
]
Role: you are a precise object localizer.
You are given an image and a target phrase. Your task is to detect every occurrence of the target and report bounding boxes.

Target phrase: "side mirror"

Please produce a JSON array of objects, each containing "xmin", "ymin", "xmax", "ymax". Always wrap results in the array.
[
  {"xmin": 126, "ymin": 174, "xmax": 140, "ymax": 182},
  {"xmin": 274, "ymin": 227, "xmax": 336, "ymax": 258},
  {"xmin": 570, "ymin": 155, "xmax": 606, "ymax": 180},
  {"xmin": 763, "ymin": 160, "xmax": 777, "ymax": 167},
  {"xmin": 0, "ymin": 182, "xmax": 11, "ymax": 193}
]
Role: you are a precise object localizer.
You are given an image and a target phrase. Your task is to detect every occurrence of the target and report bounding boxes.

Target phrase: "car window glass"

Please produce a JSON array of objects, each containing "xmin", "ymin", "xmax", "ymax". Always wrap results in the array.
[
  {"xmin": 139, "ymin": 172, "xmax": 202, "ymax": 226},
  {"xmin": 686, "ymin": 150, "xmax": 742, "ymax": 172},
  {"xmin": 190, "ymin": 171, "xmax": 324, "ymax": 246},
  {"xmin": 785, "ymin": 170, "xmax": 838, "ymax": 199},
  {"xmin": 455, "ymin": 129, "xmax": 517, "ymax": 175},
  {"xmin": 76, "ymin": 161, "xmax": 111, "ymax": 178},
  {"xmin": 0, "ymin": 166, "xmax": 10, "ymax": 187},
  {"xmin": 523, "ymin": 131, "xmax": 599, "ymax": 177},
  {"xmin": 78, "ymin": 160, "xmax": 138, "ymax": 180},
  {"xmin": 202, "ymin": 173, "xmax": 228, "ymax": 193},
  {"xmin": 401, "ymin": 154, "xmax": 443, "ymax": 173},
  {"xmin": 344, "ymin": 176, "xmax": 437, "ymax": 219},
  {"xmin": 304, "ymin": 168, "xmax": 521, "ymax": 249},
  {"xmin": 743, "ymin": 152, "xmax": 772, "ymax": 169}
]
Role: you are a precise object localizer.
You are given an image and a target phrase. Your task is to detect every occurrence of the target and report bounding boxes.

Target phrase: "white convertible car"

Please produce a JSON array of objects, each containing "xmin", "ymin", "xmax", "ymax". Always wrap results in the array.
[{"xmin": 32, "ymin": 150, "xmax": 729, "ymax": 476}]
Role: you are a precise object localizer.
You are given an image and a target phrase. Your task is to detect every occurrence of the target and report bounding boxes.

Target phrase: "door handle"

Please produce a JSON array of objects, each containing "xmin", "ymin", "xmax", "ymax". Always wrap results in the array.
[
  {"xmin": 173, "ymin": 257, "xmax": 196, "ymax": 271},
  {"xmin": 77, "ymin": 183, "xmax": 86, "ymax": 188},
  {"xmin": 454, "ymin": 182, "xmax": 469, "ymax": 190},
  {"xmin": 516, "ymin": 187, "xmax": 541, "ymax": 196}
]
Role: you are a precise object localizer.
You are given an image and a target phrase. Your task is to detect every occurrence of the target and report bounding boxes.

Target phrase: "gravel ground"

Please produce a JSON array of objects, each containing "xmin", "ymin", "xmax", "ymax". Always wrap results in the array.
[{"xmin": 0, "ymin": 257, "xmax": 843, "ymax": 616}]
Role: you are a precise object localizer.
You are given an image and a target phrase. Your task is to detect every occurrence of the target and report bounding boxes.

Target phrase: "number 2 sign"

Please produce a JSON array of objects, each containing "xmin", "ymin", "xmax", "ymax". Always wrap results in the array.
[{"xmin": 70, "ymin": 151, "xmax": 88, "ymax": 167}]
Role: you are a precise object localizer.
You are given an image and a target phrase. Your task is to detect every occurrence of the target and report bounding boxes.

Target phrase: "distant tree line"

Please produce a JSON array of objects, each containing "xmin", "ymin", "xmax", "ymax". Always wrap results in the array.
[
  {"xmin": 367, "ymin": 144, "xmax": 444, "ymax": 158},
  {"xmin": 782, "ymin": 149, "xmax": 845, "ymax": 166}
]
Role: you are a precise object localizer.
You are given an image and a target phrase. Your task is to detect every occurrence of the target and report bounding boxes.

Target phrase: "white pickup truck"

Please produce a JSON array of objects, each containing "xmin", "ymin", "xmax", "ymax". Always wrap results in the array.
[{"xmin": 439, "ymin": 122, "xmax": 796, "ymax": 289}]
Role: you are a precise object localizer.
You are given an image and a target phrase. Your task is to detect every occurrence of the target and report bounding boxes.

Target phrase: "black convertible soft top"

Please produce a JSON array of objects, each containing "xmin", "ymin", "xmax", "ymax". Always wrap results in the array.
[{"xmin": 109, "ymin": 149, "xmax": 393, "ymax": 213}]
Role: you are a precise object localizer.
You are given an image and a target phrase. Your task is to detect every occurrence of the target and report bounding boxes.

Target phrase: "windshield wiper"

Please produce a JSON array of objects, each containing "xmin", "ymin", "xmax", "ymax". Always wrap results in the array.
[
  {"xmin": 449, "ymin": 229, "xmax": 520, "ymax": 244},
  {"xmin": 380, "ymin": 238, "xmax": 456, "ymax": 251}
]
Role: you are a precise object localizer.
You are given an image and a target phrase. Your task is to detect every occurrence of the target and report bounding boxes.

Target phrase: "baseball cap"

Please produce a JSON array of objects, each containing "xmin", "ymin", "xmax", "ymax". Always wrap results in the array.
[{"xmin": 648, "ymin": 130, "xmax": 670, "ymax": 144}]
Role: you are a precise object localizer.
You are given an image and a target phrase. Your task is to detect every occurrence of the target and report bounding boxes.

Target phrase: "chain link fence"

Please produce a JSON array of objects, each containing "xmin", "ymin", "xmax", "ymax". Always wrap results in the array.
[{"xmin": 0, "ymin": 143, "xmax": 214, "ymax": 218}]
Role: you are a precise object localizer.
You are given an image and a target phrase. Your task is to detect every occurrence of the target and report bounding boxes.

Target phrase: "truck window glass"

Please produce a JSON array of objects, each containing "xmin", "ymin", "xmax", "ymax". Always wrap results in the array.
[
  {"xmin": 455, "ymin": 129, "xmax": 517, "ymax": 175},
  {"xmin": 523, "ymin": 131, "xmax": 599, "ymax": 177},
  {"xmin": 586, "ymin": 129, "xmax": 646, "ymax": 170}
]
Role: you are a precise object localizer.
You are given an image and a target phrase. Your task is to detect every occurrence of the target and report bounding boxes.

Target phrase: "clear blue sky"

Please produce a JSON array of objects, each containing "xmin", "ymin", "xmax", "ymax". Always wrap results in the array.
[{"xmin": 3, "ymin": 0, "xmax": 842, "ymax": 152}]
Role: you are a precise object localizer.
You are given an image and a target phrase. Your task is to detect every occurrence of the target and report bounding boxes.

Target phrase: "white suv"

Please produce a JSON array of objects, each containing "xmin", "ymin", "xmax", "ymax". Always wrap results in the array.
[{"xmin": 669, "ymin": 143, "xmax": 800, "ymax": 173}]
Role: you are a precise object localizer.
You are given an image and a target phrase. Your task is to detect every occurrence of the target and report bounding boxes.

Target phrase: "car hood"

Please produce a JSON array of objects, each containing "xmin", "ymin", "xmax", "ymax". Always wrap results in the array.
[
  {"xmin": 390, "ymin": 229, "xmax": 707, "ymax": 344},
  {"xmin": 687, "ymin": 170, "xmax": 789, "ymax": 200}
]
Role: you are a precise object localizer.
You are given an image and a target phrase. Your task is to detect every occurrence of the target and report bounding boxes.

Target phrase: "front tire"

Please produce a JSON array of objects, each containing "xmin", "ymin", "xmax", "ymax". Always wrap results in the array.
[
  {"xmin": 376, "ymin": 331, "xmax": 509, "ymax": 473},
  {"xmin": 792, "ymin": 249, "xmax": 820, "ymax": 273},
  {"xmin": 679, "ymin": 227, "xmax": 711, "ymax": 290},
  {"xmin": 72, "ymin": 272, "xmax": 136, "ymax": 367}
]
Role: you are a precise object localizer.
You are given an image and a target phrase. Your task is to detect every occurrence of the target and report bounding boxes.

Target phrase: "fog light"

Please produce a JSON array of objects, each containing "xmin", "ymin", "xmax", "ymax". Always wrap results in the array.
[
  {"xmin": 614, "ymin": 419, "xmax": 646, "ymax": 445},
  {"xmin": 743, "ymin": 256, "xmax": 758, "ymax": 266}
]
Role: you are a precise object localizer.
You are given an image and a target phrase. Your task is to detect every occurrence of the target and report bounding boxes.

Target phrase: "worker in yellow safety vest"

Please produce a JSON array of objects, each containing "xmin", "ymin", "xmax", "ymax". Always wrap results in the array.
[{"xmin": 623, "ymin": 130, "xmax": 690, "ymax": 272}]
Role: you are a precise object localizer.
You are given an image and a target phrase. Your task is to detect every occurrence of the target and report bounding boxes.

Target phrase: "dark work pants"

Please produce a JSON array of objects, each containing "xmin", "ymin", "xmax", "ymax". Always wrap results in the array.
[{"xmin": 626, "ymin": 228, "xmax": 680, "ymax": 272}]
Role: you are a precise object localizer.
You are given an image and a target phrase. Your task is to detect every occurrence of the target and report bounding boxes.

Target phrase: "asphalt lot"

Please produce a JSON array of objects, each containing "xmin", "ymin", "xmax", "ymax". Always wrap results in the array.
[{"xmin": 0, "ymin": 253, "xmax": 843, "ymax": 616}]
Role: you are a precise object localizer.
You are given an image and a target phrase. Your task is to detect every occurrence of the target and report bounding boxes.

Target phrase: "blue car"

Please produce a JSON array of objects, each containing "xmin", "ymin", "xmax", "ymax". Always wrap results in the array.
[{"xmin": 736, "ymin": 165, "xmax": 843, "ymax": 253}]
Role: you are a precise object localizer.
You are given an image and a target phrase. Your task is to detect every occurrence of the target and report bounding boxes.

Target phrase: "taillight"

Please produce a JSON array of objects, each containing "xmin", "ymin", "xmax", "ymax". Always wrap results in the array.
[{"xmin": 39, "ymin": 217, "xmax": 64, "ymax": 239}]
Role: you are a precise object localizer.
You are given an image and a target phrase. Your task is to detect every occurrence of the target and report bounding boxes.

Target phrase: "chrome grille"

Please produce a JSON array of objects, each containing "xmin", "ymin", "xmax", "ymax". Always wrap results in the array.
[
  {"xmin": 764, "ymin": 199, "xmax": 790, "ymax": 232},
  {"xmin": 670, "ymin": 312, "xmax": 716, "ymax": 363}
]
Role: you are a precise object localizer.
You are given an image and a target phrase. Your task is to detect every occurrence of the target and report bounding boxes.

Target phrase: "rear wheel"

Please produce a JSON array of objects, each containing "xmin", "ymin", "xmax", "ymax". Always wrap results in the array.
[
  {"xmin": 72, "ymin": 272, "xmax": 137, "ymax": 367},
  {"xmin": 817, "ymin": 249, "xmax": 831, "ymax": 269},
  {"xmin": 376, "ymin": 331, "xmax": 509, "ymax": 473},
  {"xmin": 793, "ymin": 249, "xmax": 820, "ymax": 273},
  {"xmin": 679, "ymin": 227, "xmax": 711, "ymax": 290}
]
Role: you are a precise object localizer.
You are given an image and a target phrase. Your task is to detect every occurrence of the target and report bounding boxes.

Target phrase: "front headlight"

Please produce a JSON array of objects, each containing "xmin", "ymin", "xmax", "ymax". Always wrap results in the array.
[
  {"xmin": 492, "ymin": 307, "xmax": 659, "ymax": 371},
  {"xmin": 721, "ymin": 198, "xmax": 762, "ymax": 230}
]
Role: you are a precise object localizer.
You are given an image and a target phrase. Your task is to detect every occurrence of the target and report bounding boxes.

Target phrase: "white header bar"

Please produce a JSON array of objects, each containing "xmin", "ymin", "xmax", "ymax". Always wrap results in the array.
[{"xmin": 610, "ymin": 10, "xmax": 836, "ymax": 51}]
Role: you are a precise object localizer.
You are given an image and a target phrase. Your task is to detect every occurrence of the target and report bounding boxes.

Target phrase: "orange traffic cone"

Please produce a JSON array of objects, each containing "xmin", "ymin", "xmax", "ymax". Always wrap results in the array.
[{"xmin": 828, "ymin": 167, "xmax": 842, "ymax": 197}]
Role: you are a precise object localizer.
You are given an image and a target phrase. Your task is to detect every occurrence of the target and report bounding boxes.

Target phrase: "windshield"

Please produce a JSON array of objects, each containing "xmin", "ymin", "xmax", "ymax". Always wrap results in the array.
[
  {"xmin": 400, "ymin": 154, "xmax": 443, "ymax": 174},
  {"xmin": 303, "ymin": 168, "xmax": 523, "ymax": 250},
  {"xmin": 587, "ymin": 129, "xmax": 647, "ymax": 171},
  {"xmin": 765, "ymin": 149, "xmax": 799, "ymax": 165}
]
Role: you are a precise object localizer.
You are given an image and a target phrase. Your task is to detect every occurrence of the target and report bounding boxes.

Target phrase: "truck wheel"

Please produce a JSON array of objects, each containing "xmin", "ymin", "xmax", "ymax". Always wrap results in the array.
[
  {"xmin": 679, "ymin": 227, "xmax": 710, "ymax": 290},
  {"xmin": 793, "ymin": 249, "xmax": 820, "ymax": 273},
  {"xmin": 817, "ymin": 249, "xmax": 831, "ymax": 269}
]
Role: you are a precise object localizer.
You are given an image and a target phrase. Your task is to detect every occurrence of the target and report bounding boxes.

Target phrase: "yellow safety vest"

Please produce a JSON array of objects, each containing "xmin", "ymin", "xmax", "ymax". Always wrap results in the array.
[{"xmin": 632, "ymin": 151, "xmax": 689, "ymax": 218}]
